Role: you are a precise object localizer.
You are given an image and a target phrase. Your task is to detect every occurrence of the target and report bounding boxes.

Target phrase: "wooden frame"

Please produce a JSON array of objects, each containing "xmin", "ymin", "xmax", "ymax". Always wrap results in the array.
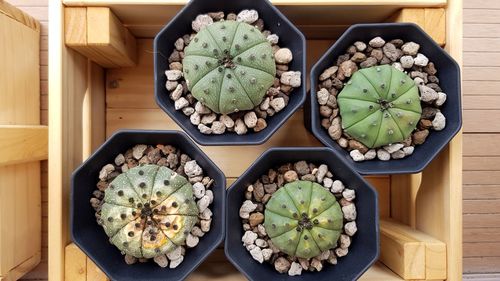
[{"xmin": 49, "ymin": 0, "xmax": 463, "ymax": 280}]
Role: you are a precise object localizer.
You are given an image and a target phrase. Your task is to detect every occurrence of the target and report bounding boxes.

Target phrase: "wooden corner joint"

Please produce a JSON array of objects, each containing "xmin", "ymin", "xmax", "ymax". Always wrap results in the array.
[
  {"xmin": 64, "ymin": 7, "xmax": 137, "ymax": 68},
  {"xmin": 387, "ymin": 8, "xmax": 446, "ymax": 47},
  {"xmin": 380, "ymin": 219, "xmax": 447, "ymax": 280}
]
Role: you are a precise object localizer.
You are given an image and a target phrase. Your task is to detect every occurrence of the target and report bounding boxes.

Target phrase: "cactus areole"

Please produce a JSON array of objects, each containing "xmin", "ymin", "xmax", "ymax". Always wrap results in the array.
[
  {"xmin": 337, "ymin": 65, "xmax": 422, "ymax": 148},
  {"xmin": 263, "ymin": 181, "xmax": 343, "ymax": 259},
  {"xmin": 183, "ymin": 21, "xmax": 276, "ymax": 114},
  {"xmin": 101, "ymin": 164, "xmax": 198, "ymax": 259}
]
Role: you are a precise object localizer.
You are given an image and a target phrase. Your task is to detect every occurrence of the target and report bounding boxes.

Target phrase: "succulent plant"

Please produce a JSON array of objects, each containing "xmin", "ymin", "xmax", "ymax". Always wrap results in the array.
[
  {"xmin": 337, "ymin": 65, "xmax": 422, "ymax": 148},
  {"xmin": 263, "ymin": 180, "xmax": 343, "ymax": 259},
  {"xmin": 183, "ymin": 21, "xmax": 276, "ymax": 114},
  {"xmin": 101, "ymin": 164, "xmax": 198, "ymax": 259}
]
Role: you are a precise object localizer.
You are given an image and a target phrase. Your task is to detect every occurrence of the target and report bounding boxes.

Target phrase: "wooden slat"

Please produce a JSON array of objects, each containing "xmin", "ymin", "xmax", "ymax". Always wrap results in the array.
[
  {"xmin": 380, "ymin": 219, "xmax": 447, "ymax": 279},
  {"xmin": 86, "ymin": 258, "xmax": 109, "ymax": 281},
  {"xmin": 464, "ymin": 242, "xmax": 500, "ymax": 257},
  {"xmin": 464, "ymin": 38, "xmax": 500, "ymax": 52},
  {"xmin": 464, "ymin": 214, "xmax": 500, "ymax": 228},
  {"xmin": 464, "ymin": 228, "xmax": 500, "ymax": 243},
  {"xmin": 464, "ymin": 81, "xmax": 500, "ymax": 96},
  {"xmin": 464, "ymin": 24, "xmax": 500, "ymax": 38},
  {"xmin": 64, "ymin": 244, "xmax": 86, "ymax": 281},
  {"xmin": 464, "ymin": 257, "xmax": 500, "ymax": 274},
  {"xmin": 464, "ymin": 134, "xmax": 500, "ymax": 156},
  {"xmin": 464, "ymin": 53, "xmax": 500, "ymax": 67},
  {"xmin": 464, "ymin": 9, "xmax": 500, "ymax": 24},
  {"xmin": 0, "ymin": 125, "xmax": 48, "ymax": 166},
  {"xmin": 464, "ymin": 200, "xmax": 500, "ymax": 214},
  {"xmin": 464, "ymin": 67, "xmax": 500, "ymax": 81},
  {"xmin": 464, "ymin": 157, "xmax": 500, "ymax": 170},
  {"xmin": 464, "ymin": 171, "xmax": 500, "ymax": 185},
  {"xmin": 464, "ymin": 186, "xmax": 500, "ymax": 200},
  {"xmin": 464, "ymin": 0, "xmax": 500, "ymax": 9},
  {"xmin": 464, "ymin": 110, "xmax": 500, "ymax": 133},
  {"xmin": 463, "ymin": 96, "xmax": 500, "ymax": 110}
]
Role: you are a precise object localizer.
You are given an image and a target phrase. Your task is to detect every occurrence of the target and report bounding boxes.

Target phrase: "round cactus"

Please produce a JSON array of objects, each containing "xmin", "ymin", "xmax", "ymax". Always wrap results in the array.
[
  {"xmin": 263, "ymin": 180, "xmax": 343, "ymax": 259},
  {"xmin": 101, "ymin": 164, "xmax": 198, "ymax": 259},
  {"xmin": 183, "ymin": 21, "xmax": 276, "ymax": 114},
  {"xmin": 337, "ymin": 65, "xmax": 422, "ymax": 148}
]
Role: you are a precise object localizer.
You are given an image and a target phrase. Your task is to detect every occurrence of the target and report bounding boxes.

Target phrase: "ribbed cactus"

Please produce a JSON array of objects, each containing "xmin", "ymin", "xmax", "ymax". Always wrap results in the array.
[
  {"xmin": 263, "ymin": 181, "xmax": 343, "ymax": 259},
  {"xmin": 101, "ymin": 164, "xmax": 198, "ymax": 259},
  {"xmin": 337, "ymin": 65, "xmax": 422, "ymax": 148},
  {"xmin": 183, "ymin": 21, "xmax": 276, "ymax": 114}
]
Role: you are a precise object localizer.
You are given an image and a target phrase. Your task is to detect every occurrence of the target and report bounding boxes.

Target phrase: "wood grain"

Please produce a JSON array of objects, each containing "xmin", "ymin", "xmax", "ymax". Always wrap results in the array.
[{"xmin": 0, "ymin": 126, "xmax": 48, "ymax": 166}]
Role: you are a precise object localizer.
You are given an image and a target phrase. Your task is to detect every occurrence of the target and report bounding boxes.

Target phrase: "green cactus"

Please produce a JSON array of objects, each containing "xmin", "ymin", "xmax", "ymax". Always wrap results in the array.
[
  {"xmin": 263, "ymin": 180, "xmax": 343, "ymax": 259},
  {"xmin": 337, "ymin": 65, "xmax": 422, "ymax": 148},
  {"xmin": 101, "ymin": 164, "xmax": 198, "ymax": 259},
  {"xmin": 183, "ymin": 21, "xmax": 276, "ymax": 114}
]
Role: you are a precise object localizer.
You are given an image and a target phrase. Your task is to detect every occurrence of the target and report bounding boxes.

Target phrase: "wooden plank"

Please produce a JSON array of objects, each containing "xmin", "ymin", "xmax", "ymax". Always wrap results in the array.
[
  {"xmin": 0, "ymin": 0, "xmax": 40, "ymax": 31},
  {"xmin": 464, "ymin": 200, "xmax": 500, "ymax": 214},
  {"xmin": 464, "ymin": 185, "xmax": 500, "ymax": 200},
  {"xmin": 83, "ymin": 62, "xmax": 106, "ymax": 156},
  {"xmin": 464, "ymin": 157, "xmax": 500, "ymax": 170},
  {"xmin": 64, "ymin": 244, "xmax": 86, "ymax": 281},
  {"xmin": 387, "ymin": 8, "xmax": 445, "ymax": 46},
  {"xmin": 464, "ymin": 171, "xmax": 500, "ymax": 185},
  {"xmin": 464, "ymin": 228, "xmax": 500, "ymax": 243},
  {"xmin": 464, "ymin": 110, "xmax": 500, "ymax": 133},
  {"xmin": 0, "ymin": 125, "xmax": 48, "ymax": 166},
  {"xmin": 463, "ymin": 96, "xmax": 500, "ymax": 110},
  {"xmin": 464, "ymin": 9, "xmax": 500, "ymax": 24},
  {"xmin": 64, "ymin": 7, "xmax": 86, "ymax": 45},
  {"xmin": 464, "ymin": 134, "xmax": 500, "ymax": 156},
  {"xmin": 464, "ymin": 53, "xmax": 500, "ymax": 67},
  {"xmin": 381, "ymin": 219, "xmax": 447, "ymax": 279},
  {"xmin": 390, "ymin": 173, "xmax": 422, "ymax": 227},
  {"xmin": 464, "ymin": 242, "xmax": 500, "ymax": 257},
  {"xmin": 464, "ymin": 24, "xmax": 500, "ymax": 38},
  {"xmin": 0, "ymin": 253, "xmax": 41, "ymax": 281},
  {"xmin": 379, "ymin": 222, "xmax": 426, "ymax": 279},
  {"xmin": 86, "ymin": 257, "xmax": 109, "ymax": 281},
  {"xmin": 464, "ymin": 257, "xmax": 500, "ymax": 274},
  {"xmin": 464, "ymin": 0, "xmax": 500, "ymax": 9},
  {"xmin": 464, "ymin": 81, "xmax": 500, "ymax": 96},
  {"xmin": 464, "ymin": 67, "xmax": 500, "ymax": 81},
  {"xmin": 464, "ymin": 214, "xmax": 500, "ymax": 228}
]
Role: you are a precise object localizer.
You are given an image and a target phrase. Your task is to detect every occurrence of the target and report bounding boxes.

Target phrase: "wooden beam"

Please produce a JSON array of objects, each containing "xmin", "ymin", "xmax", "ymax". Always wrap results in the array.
[
  {"xmin": 381, "ymin": 219, "xmax": 447, "ymax": 279},
  {"xmin": 0, "ymin": 1, "xmax": 40, "ymax": 32},
  {"xmin": 390, "ymin": 173, "xmax": 422, "ymax": 227},
  {"xmin": 0, "ymin": 125, "xmax": 48, "ymax": 166},
  {"xmin": 64, "ymin": 7, "xmax": 137, "ymax": 68},
  {"xmin": 387, "ymin": 8, "xmax": 446, "ymax": 46},
  {"xmin": 64, "ymin": 244, "xmax": 86, "ymax": 281}
]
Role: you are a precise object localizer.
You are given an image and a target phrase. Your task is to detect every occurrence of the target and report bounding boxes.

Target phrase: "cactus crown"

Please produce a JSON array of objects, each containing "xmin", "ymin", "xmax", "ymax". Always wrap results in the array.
[
  {"xmin": 337, "ymin": 65, "xmax": 422, "ymax": 148},
  {"xmin": 183, "ymin": 21, "xmax": 276, "ymax": 114},
  {"xmin": 101, "ymin": 164, "xmax": 198, "ymax": 259},
  {"xmin": 263, "ymin": 180, "xmax": 343, "ymax": 259}
]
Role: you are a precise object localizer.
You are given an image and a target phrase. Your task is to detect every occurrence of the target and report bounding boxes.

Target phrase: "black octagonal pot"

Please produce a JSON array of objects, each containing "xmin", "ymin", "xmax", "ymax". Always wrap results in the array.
[
  {"xmin": 225, "ymin": 147, "xmax": 379, "ymax": 281},
  {"xmin": 154, "ymin": 0, "xmax": 306, "ymax": 146},
  {"xmin": 71, "ymin": 130, "xmax": 226, "ymax": 281},
  {"xmin": 306, "ymin": 23, "xmax": 462, "ymax": 175}
]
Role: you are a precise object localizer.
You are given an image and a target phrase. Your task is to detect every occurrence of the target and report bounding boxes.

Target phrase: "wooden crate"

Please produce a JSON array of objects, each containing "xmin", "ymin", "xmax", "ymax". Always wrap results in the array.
[
  {"xmin": 48, "ymin": 0, "xmax": 463, "ymax": 280},
  {"xmin": 0, "ymin": 1, "xmax": 47, "ymax": 280}
]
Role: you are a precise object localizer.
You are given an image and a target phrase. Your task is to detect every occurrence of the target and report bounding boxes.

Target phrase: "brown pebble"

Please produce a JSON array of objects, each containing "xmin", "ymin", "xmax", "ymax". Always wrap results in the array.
[
  {"xmin": 249, "ymin": 212, "xmax": 264, "ymax": 227},
  {"xmin": 412, "ymin": 130, "xmax": 430, "ymax": 145}
]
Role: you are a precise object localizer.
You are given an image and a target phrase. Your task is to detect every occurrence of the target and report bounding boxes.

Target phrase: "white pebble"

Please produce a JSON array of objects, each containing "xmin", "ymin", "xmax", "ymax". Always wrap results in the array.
[
  {"xmin": 414, "ymin": 53, "xmax": 429, "ymax": 67},
  {"xmin": 170, "ymin": 84, "xmax": 183, "ymax": 101},
  {"xmin": 236, "ymin": 9, "xmax": 259, "ymax": 24},
  {"xmin": 288, "ymin": 262, "xmax": 303, "ymax": 276},
  {"xmin": 192, "ymin": 182, "xmax": 205, "ymax": 199},
  {"xmin": 316, "ymin": 88, "xmax": 329, "ymax": 105},
  {"xmin": 432, "ymin": 111, "xmax": 446, "ymax": 131},
  {"xmin": 340, "ymin": 234, "xmax": 351, "ymax": 249},
  {"xmin": 244, "ymin": 111, "xmax": 258, "ymax": 128},
  {"xmin": 275, "ymin": 48, "xmax": 293, "ymax": 64},
  {"xmin": 435, "ymin": 92, "xmax": 447, "ymax": 106},
  {"xmin": 184, "ymin": 160, "xmax": 203, "ymax": 177},
  {"xmin": 174, "ymin": 97, "xmax": 189, "ymax": 110},
  {"xmin": 419, "ymin": 85, "xmax": 439, "ymax": 102},
  {"xmin": 197, "ymin": 195, "xmax": 210, "ymax": 213},
  {"xmin": 369, "ymin": 37, "xmax": 385, "ymax": 48},
  {"xmin": 257, "ymin": 224, "xmax": 267, "ymax": 236},
  {"xmin": 260, "ymin": 97, "xmax": 270, "ymax": 111},
  {"xmin": 186, "ymin": 233, "xmax": 199, "ymax": 248},
  {"xmin": 182, "ymin": 107, "xmax": 195, "ymax": 116},
  {"xmin": 391, "ymin": 150, "xmax": 406, "ymax": 159},
  {"xmin": 400, "ymin": 55, "xmax": 414, "ymax": 68},
  {"xmin": 132, "ymin": 144, "xmax": 147, "ymax": 160},
  {"xmin": 201, "ymin": 113, "xmax": 217, "ymax": 125},
  {"xmin": 165, "ymin": 70, "xmax": 183, "ymax": 80},
  {"xmin": 270, "ymin": 97, "xmax": 286, "ymax": 112},
  {"xmin": 323, "ymin": 177, "xmax": 333, "ymax": 188},
  {"xmin": 403, "ymin": 146, "xmax": 415, "ymax": 156},
  {"xmin": 318, "ymin": 250, "xmax": 330, "ymax": 261},
  {"xmin": 383, "ymin": 143, "xmax": 404, "ymax": 154},
  {"xmin": 220, "ymin": 115, "xmax": 234, "ymax": 128},
  {"xmin": 192, "ymin": 14, "xmax": 213, "ymax": 32},
  {"xmin": 331, "ymin": 180, "xmax": 345, "ymax": 193},
  {"xmin": 99, "ymin": 164, "xmax": 114, "ymax": 180},
  {"xmin": 392, "ymin": 62, "xmax": 404, "ymax": 72},
  {"xmin": 114, "ymin": 154, "xmax": 125, "ymax": 166},
  {"xmin": 205, "ymin": 189, "xmax": 213, "ymax": 204},
  {"xmin": 342, "ymin": 189, "xmax": 356, "ymax": 201},
  {"xmin": 239, "ymin": 200, "xmax": 258, "ymax": 219},
  {"xmin": 234, "ymin": 119, "xmax": 248, "ymax": 135},
  {"xmin": 262, "ymin": 248, "xmax": 273, "ymax": 261},
  {"xmin": 191, "ymin": 226, "xmax": 204, "ymax": 237},
  {"xmin": 211, "ymin": 121, "xmax": 226, "ymax": 134},
  {"xmin": 169, "ymin": 256, "xmax": 184, "ymax": 268},
  {"xmin": 364, "ymin": 149, "xmax": 377, "ymax": 160},
  {"xmin": 280, "ymin": 71, "xmax": 301, "ymax": 87},
  {"xmin": 401, "ymin": 42, "xmax": 420, "ymax": 56},
  {"xmin": 335, "ymin": 247, "xmax": 348, "ymax": 257},
  {"xmin": 255, "ymin": 238, "xmax": 268, "ymax": 248},
  {"xmin": 200, "ymin": 219, "xmax": 211, "ymax": 232},
  {"xmin": 342, "ymin": 204, "xmax": 357, "ymax": 221},
  {"xmin": 153, "ymin": 255, "xmax": 168, "ymax": 268},
  {"xmin": 190, "ymin": 112, "xmax": 201, "ymax": 125},
  {"xmin": 195, "ymin": 101, "xmax": 212, "ymax": 114},
  {"xmin": 166, "ymin": 246, "xmax": 182, "ymax": 260},
  {"xmin": 267, "ymin": 34, "xmax": 279, "ymax": 44},
  {"xmin": 349, "ymin": 149, "xmax": 365, "ymax": 162},
  {"xmin": 250, "ymin": 246, "xmax": 264, "ymax": 263},
  {"xmin": 199, "ymin": 208, "xmax": 212, "ymax": 220},
  {"xmin": 354, "ymin": 41, "xmax": 367, "ymax": 51},
  {"xmin": 242, "ymin": 231, "xmax": 258, "ymax": 245},
  {"xmin": 345, "ymin": 221, "xmax": 358, "ymax": 236},
  {"xmin": 377, "ymin": 149, "xmax": 391, "ymax": 161},
  {"xmin": 166, "ymin": 80, "xmax": 178, "ymax": 91}
]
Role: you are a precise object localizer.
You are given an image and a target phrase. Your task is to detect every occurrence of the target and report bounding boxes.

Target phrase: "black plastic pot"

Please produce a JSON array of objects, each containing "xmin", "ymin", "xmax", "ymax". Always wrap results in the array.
[
  {"xmin": 154, "ymin": 0, "xmax": 306, "ymax": 146},
  {"xmin": 225, "ymin": 147, "xmax": 379, "ymax": 281},
  {"xmin": 71, "ymin": 130, "xmax": 226, "ymax": 281},
  {"xmin": 306, "ymin": 23, "xmax": 462, "ymax": 175}
]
